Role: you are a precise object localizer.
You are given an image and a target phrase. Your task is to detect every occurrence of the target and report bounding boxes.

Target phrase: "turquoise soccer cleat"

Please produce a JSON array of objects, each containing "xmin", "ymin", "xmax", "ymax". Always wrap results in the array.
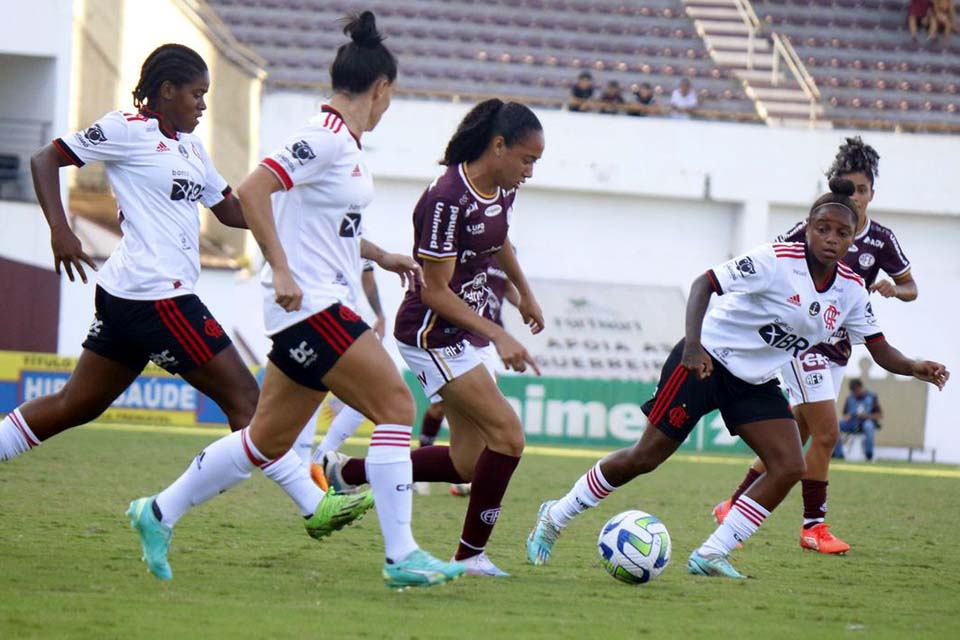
[
  {"xmin": 526, "ymin": 500, "xmax": 562, "ymax": 566},
  {"xmin": 382, "ymin": 549, "xmax": 465, "ymax": 589},
  {"xmin": 305, "ymin": 488, "xmax": 375, "ymax": 540},
  {"xmin": 687, "ymin": 550, "xmax": 747, "ymax": 579},
  {"xmin": 127, "ymin": 497, "xmax": 173, "ymax": 580}
]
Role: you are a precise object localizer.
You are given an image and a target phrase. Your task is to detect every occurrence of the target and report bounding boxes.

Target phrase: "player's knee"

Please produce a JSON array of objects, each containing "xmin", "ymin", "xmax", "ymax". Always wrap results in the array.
[
  {"xmin": 776, "ymin": 457, "xmax": 806, "ymax": 485},
  {"xmin": 365, "ymin": 382, "xmax": 415, "ymax": 426},
  {"xmin": 55, "ymin": 387, "xmax": 109, "ymax": 427},
  {"xmin": 485, "ymin": 411, "xmax": 525, "ymax": 457},
  {"xmin": 809, "ymin": 427, "xmax": 839, "ymax": 452}
]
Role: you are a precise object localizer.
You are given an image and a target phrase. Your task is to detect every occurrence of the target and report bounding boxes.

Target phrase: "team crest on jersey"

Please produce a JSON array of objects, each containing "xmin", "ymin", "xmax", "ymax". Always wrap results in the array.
[
  {"xmin": 83, "ymin": 124, "xmax": 107, "ymax": 145},
  {"xmin": 808, "ymin": 301, "xmax": 821, "ymax": 316},
  {"xmin": 823, "ymin": 304, "xmax": 840, "ymax": 331},
  {"xmin": 338, "ymin": 212, "xmax": 362, "ymax": 237},
  {"xmin": 204, "ymin": 318, "xmax": 224, "ymax": 338},
  {"xmin": 290, "ymin": 140, "xmax": 316, "ymax": 164},
  {"xmin": 858, "ymin": 253, "xmax": 875, "ymax": 268},
  {"xmin": 178, "ymin": 144, "xmax": 189, "ymax": 159},
  {"xmin": 339, "ymin": 305, "xmax": 360, "ymax": 323},
  {"xmin": 668, "ymin": 405, "xmax": 689, "ymax": 429}
]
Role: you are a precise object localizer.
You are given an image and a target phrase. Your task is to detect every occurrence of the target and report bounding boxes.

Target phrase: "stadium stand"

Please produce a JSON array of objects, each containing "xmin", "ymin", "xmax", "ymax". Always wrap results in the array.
[{"xmin": 205, "ymin": 0, "xmax": 759, "ymax": 121}]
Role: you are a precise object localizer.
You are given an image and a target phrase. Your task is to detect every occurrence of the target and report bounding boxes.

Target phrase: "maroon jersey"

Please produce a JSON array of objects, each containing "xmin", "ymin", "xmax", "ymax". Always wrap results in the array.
[
  {"xmin": 394, "ymin": 164, "xmax": 516, "ymax": 349},
  {"xmin": 777, "ymin": 218, "xmax": 910, "ymax": 364}
]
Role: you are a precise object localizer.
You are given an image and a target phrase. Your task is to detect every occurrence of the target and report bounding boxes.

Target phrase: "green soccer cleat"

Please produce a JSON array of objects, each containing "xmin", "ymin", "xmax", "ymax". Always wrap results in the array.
[
  {"xmin": 687, "ymin": 550, "xmax": 747, "ymax": 579},
  {"xmin": 305, "ymin": 488, "xmax": 375, "ymax": 540},
  {"xmin": 526, "ymin": 500, "xmax": 562, "ymax": 566},
  {"xmin": 127, "ymin": 496, "xmax": 173, "ymax": 580},
  {"xmin": 382, "ymin": 549, "xmax": 465, "ymax": 589}
]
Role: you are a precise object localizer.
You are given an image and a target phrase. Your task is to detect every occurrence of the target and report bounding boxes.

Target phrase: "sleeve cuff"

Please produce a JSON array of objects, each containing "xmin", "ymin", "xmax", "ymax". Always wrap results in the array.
[
  {"xmin": 865, "ymin": 333, "xmax": 885, "ymax": 345},
  {"xmin": 261, "ymin": 158, "xmax": 292, "ymax": 190},
  {"xmin": 53, "ymin": 138, "xmax": 84, "ymax": 167},
  {"xmin": 706, "ymin": 269, "xmax": 723, "ymax": 295},
  {"xmin": 417, "ymin": 251, "xmax": 457, "ymax": 262}
]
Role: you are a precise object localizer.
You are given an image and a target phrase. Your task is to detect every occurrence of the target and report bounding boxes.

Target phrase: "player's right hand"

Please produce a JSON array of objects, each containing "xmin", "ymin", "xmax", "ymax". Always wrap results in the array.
[
  {"xmin": 51, "ymin": 226, "xmax": 97, "ymax": 284},
  {"xmin": 273, "ymin": 268, "xmax": 303, "ymax": 312},
  {"xmin": 494, "ymin": 332, "xmax": 541, "ymax": 376},
  {"xmin": 681, "ymin": 341, "xmax": 713, "ymax": 379},
  {"xmin": 911, "ymin": 360, "xmax": 950, "ymax": 390}
]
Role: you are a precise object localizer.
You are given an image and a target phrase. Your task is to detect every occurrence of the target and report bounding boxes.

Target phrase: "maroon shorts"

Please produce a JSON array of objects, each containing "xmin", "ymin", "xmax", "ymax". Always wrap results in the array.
[{"xmin": 909, "ymin": 0, "xmax": 932, "ymax": 17}]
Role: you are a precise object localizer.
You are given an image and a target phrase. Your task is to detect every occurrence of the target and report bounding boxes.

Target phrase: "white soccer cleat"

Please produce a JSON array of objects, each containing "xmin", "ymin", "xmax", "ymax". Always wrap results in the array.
[
  {"xmin": 320, "ymin": 450, "xmax": 360, "ymax": 495},
  {"xmin": 458, "ymin": 552, "xmax": 510, "ymax": 577}
]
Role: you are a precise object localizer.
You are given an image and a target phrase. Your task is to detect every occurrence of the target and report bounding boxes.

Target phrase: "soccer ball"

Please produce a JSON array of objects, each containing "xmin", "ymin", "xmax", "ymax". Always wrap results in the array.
[{"xmin": 597, "ymin": 510, "xmax": 671, "ymax": 584}]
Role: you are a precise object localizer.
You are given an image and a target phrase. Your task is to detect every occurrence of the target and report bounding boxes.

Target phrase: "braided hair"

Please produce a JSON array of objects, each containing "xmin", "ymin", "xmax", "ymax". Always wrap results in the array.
[
  {"xmin": 827, "ymin": 136, "xmax": 880, "ymax": 187},
  {"xmin": 809, "ymin": 177, "xmax": 859, "ymax": 228},
  {"xmin": 330, "ymin": 11, "xmax": 397, "ymax": 94},
  {"xmin": 441, "ymin": 99, "xmax": 542, "ymax": 166},
  {"xmin": 132, "ymin": 44, "xmax": 208, "ymax": 109}
]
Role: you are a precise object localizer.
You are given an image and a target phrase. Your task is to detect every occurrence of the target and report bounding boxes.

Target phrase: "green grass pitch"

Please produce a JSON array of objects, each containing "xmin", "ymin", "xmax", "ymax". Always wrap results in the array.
[{"xmin": 1, "ymin": 426, "xmax": 959, "ymax": 639}]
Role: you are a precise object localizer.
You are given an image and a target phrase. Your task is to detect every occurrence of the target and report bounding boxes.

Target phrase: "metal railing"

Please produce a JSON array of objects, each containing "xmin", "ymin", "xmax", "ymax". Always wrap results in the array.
[
  {"xmin": 770, "ymin": 32, "xmax": 821, "ymax": 123},
  {"xmin": 732, "ymin": 0, "xmax": 763, "ymax": 70}
]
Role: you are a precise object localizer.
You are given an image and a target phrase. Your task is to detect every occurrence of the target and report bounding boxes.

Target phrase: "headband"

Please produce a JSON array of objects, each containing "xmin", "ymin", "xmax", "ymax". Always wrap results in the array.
[{"xmin": 811, "ymin": 202, "xmax": 857, "ymax": 219}]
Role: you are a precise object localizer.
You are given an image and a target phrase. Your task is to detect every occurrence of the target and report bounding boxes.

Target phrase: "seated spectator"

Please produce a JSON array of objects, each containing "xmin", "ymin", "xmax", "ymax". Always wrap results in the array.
[
  {"xmin": 569, "ymin": 71, "xmax": 595, "ymax": 112},
  {"xmin": 598, "ymin": 80, "xmax": 625, "ymax": 114},
  {"xmin": 908, "ymin": 0, "xmax": 933, "ymax": 41},
  {"xmin": 833, "ymin": 379, "xmax": 883, "ymax": 462},
  {"xmin": 928, "ymin": 0, "xmax": 957, "ymax": 40},
  {"xmin": 630, "ymin": 82, "xmax": 656, "ymax": 117},
  {"xmin": 669, "ymin": 78, "xmax": 698, "ymax": 119}
]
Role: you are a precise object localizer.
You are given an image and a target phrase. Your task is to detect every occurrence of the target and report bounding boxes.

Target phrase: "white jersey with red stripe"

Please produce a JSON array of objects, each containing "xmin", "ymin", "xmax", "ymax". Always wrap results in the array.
[
  {"xmin": 54, "ymin": 109, "xmax": 230, "ymax": 300},
  {"xmin": 259, "ymin": 105, "xmax": 373, "ymax": 335},
  {"xmin": 701, "ymin": 242, "xmax": 883, "ymax": 384}
]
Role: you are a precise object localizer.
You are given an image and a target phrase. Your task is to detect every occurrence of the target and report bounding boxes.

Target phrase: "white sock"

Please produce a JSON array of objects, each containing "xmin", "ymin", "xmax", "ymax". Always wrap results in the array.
[
  {"xmin": 155, "ymin": 427, "xmax": 264, "ymax": 527},
  {"xmin": 293, "ymin": 409, "xmax": 320, "ymax": 467},
  {"xmin": 366, "ymin": 424, "xmax": 418, "ymax": 562},
  {"xmin": 313, "ymin": 405, "xmax": 366, "ymax": 461},
  {"xmin": 261, "ymin": 448, "xmax": 325, "ymax": 516},
  {"xmin": 0, "ymin": 409, "xmax": 40, "ymax": 461},
  {"xmin": 549, "ymin": 462, "xmax": 616, "ymax": 528},
  {"xmin": 698, "ymin": 495, "xmax": 770, "ymax": 557}
]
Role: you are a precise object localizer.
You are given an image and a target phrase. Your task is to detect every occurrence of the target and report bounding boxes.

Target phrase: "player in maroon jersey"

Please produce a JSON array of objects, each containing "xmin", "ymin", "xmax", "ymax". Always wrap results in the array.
[
  {"xmin": 713, "ymin": 137, "xmax": 919, "ymax": 554},
  {"xmin": 324, "ymin": 99, "xmax": 545, "ymax": 576}
]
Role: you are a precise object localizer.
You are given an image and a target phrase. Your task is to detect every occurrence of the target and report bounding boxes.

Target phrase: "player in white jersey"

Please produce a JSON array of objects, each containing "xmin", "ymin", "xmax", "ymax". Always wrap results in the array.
[
  {"xmin": 526, "ymin": 178, "xmax": 948, "ymax": 579},
  {"xmin": 1, "ymin": 46, "xmax": 323, "ymax": 549},
  {"xmin": 129, "ymin": 13, "xmax": 464, "ymax": 589},
  {"xmin": 713, "ymin": 137, "xmax": 920, "ymax": 554}
]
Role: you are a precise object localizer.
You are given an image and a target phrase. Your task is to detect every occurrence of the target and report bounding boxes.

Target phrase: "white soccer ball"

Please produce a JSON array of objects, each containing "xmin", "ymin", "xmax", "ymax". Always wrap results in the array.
[{"xmin": 597, "ymin": 510, "xmax": 671, "ymax": 584}]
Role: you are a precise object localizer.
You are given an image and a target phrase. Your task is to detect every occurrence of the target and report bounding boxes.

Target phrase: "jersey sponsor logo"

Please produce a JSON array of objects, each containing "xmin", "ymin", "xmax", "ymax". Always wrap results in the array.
[
  {"xmin": 484, "ymin": 204, "xmax": 503, "ymax": 218},
  {"xmin": 173, "ymin": 280, "xmax": 183, "ymax": 289},
  {"xmin": 195, "ymin": 450, "xmax": 206, "ymax": 470},
  {"xmin": 416, "ymin": 370, "xmax": 428, "ymax": 388},
  {"xmin": 865, "ymin": 302, "xmax": 875, "ymax": 320},
  {"xmin": 736, "ymin": 256, "xmax": 756, "ymax": 276},
  {"xmin": 459, "ymin": 193, "xmax": 470, "ymax": 206},
  {"xmin": 465, "ymin": 201, "xmax": 480, "ymax": 218},
  {"xmin": 667, "ymin": 405, "xmax": 689, "ymax": 429},
  {"xmin": 289, "ymin": 341, "xmax": 318, "ymax": 367},
  {"xmin": 862, "ymin": 236, "xmax": 884, "ymax": 249},
  {"xmin": 338, "ymin": 212, "xmax": 362, "ymax": 237},
  {"xmin": 149, "ymin": 350, "xmax": 178, "ymax": 369},
  {"xmin": 351, "ymin": 164, "xmax": 362, "ymax": 177},
  {"xmin": 460, "ymin": 249, "xmax": 478, "ymax": 264},
  {"xmin": 289, "ymin": 140, "xmax": 316, "ymax": 164},
  {"xmin": 458, "ymin": 273, "xmax": 496, "ymax": 316},
  {"xmin": 466, "ymin": 222, "xmax": 485, "ymax": 235},
  {"xmin": 83, "ymin": 124, "xmax": 107, "ymax": 145},
  {"xmin": 808, "ymin": 301, "xmax": 821, "ymax": 316},
  {"xmin": 858, "ymin": 253, "xmax": 875, "ymax": 268},
  {"xmin": 87, "ymin": 318, "xmax": 104, "ymax": 338},
  {"xmin": 178, "ymin": 143, "xmax": 189, "ymax": 159},
  {"xmin": 429, "ymin": 202, "xmax": 459, "ymax": 251},
  {"xmin": 480, "ymin": 507, "xmax": 501, "ymax": 525},
  {"xmin": 170, "ymin": 178, "xmax": 203, "ymax": 202},
  {"xmin": 339, "ymin": 305, "xmax": 361, "ymax": 323},
  {"xmin": 156, "ymin": 141, "xmax": 170, "ymax": 152},
  {"xmin": 800, "ymin": 352, "xmax": 830, "ymax": 371},
  {"xmin": 787, "ymin": 293, "xmax": 801, "ymax": 307},
  {"xmin": 191, "ymin": 142, "xmax": 201, "ymax": 158},
  {"xmin": 823, "ymin": 304, "xmax": 840, "ymax": 331},
  {"xmin": 758, "ymin": 323, "xmax": 811, "ymax": 357},
  {"xmin": 804, "ymin": 372, "xmax": 824, "ymax": 386},
  {"xmin": 203, "ymin": 317, "xmax": 224, "ymax": 338},
  {"xmin": 441, "ymin": 341, "xmax": 467, "ymax": 359}
]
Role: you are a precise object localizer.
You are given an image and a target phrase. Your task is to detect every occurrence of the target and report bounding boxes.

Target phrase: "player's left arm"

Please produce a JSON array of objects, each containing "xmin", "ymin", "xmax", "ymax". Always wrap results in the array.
[
  {"xmin": 870, "ymin": 270, "xmax": 917, "ymax": 301},
  {"xmin": 865, "ymin": 338, "xmax": 949, "ymax": 390},
  {"xmin": 361, "ymin": 267, "xmax": 386, "ymax": 338},
  {"xmin": 209, "ymin": 193, "xmax": 248, "ymax": 229},
  {"xmin": 360, "ymin": 238, "xmax": 423, "ymax": 292},
  {"xmin": 504, "ymin": 280, "xmax": 521, "ymax": 308},
  {"xmin": 495, "ymin": 236, "xmax": 543, "ymax": 334}
]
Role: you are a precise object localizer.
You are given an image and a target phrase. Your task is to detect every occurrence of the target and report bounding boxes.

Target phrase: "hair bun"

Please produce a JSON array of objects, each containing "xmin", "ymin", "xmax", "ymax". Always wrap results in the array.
[
  {"xmin": 343, "ymin": 11, "xmax": 384, "ymax": 48},
  {"xmin": 828, "ymin": 176, "xmax": 856, "ymax": 197}
]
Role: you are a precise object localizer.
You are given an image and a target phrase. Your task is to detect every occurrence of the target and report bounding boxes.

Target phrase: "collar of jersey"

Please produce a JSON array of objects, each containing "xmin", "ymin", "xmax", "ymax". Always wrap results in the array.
[
  {"xmin": 805, "ymin": 244, "xmax": 838, "ymax": 293},
  {"xmin": 138, "ymin": 108, "xmax": 179, "ymax": 140},
  {"xmin": 321, "ymin": 104, "xmax": 361, "ymax": 149},
  {"xmin": 854, "ymin": 217, "xmax": 872, "ymax": 240}
]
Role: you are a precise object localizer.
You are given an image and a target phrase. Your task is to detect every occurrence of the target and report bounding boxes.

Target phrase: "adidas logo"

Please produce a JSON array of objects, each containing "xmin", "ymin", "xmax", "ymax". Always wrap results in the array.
[
  {"xmin": 787, "ymin": 294, "xmax": 801, "ymax": 307},
  {"xmin": 156, "ymin": 141, "xmax": 169, "ymax": 152},
  {"xmin": 351, "ymin": 164, "xmax": 362, "ymax": 177}
]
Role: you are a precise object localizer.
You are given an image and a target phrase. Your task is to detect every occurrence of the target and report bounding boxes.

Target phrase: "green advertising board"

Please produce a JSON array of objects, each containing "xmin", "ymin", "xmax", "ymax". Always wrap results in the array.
[{"xmin": 404, "ymin": 371, "xmax": 750, "ymax": 454}]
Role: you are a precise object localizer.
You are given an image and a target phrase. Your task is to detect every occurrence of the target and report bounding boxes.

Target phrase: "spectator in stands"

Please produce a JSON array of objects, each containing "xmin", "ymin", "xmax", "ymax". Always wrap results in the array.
[
  {"xmin": 569, "ymin": 71, "xmax": 595, "ymax": 112},
  {"xmin": 630, "ymin": 82, "xmax": 656, "ymax": 117},
  {"xmin": 928, "ymin": 0, "xmax": 958, "ymax": 40},
  {"xmin": 669, "ymin": 78, "xmax": 698, "ymax": 119},
  {"xmin": 833, "ymin": 379, "xmax": 882, "ymax": 461},
  {"xmin": 598, "ymin": 80, "xmax": 625, "ymax": 114},
  {"xmin": 908, "ymin": 0, "xmax": 933, "ymax": 41}
]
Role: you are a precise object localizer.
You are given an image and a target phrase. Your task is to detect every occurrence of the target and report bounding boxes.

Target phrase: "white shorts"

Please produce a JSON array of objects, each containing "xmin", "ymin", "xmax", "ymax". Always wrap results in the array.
[
  {"xmin": 398, "ymin": 339, "xmax": 492, "ymax": 402},
  {"xmin": 476, "ymin": 342, "xmax": 501, "ymax": 378},
  {"xmin": 780, "ymin": 353, "xmax": 846, "ymax": 406}
]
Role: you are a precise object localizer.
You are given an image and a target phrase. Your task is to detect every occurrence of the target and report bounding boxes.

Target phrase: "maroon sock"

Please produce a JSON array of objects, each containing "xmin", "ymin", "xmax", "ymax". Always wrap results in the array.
[
  {"xmin": 419, "ymin": 411, "xmax": 443, "ymax": 446},
  {"xmin": 455, "ymin": 448, "xmax": 521, "ymax": 560},
  {"xmin": 411, "ymin": 446, "xmax": 464, "ymax": 483},
  {"xmin": 801, "ymin": 479, "xmax": 828, "ymax": 527},
  {"xmin": 731, "ymin": 468, "xmax": 762, "ymax": 504},
  {"xmin": 341, "ymin": 458, "xmax": 367, "ymax": 486}
]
